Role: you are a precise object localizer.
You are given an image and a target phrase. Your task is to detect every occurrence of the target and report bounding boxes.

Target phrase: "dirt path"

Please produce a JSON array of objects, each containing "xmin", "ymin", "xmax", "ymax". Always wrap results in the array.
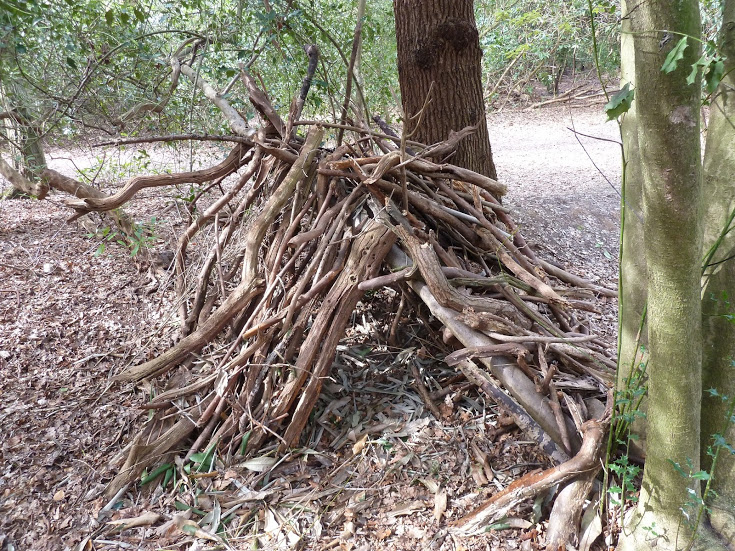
[
  {"xmin": 492, "ymin": 106, "xmax": 620, "ymax": 285},
  {"xmin": 0, "ymin": 104, "xmax": 620, "ymax": 550},
  {"xmin": 492, "ymin": 105, "xmax": 621, "ymax": 340}
]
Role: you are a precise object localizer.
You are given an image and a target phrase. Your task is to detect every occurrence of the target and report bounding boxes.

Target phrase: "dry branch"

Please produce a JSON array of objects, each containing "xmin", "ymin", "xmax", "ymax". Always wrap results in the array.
[
  {"xmin": 0, "ymin": 155, "xmax": 48, "ymax": 198},
  {"xmin": 178, "ymin": 62, "xmax": 255, "ymax": 139},
  {"xmin": 451, "ymin": 415, "xmax": 609, "ymax": 534},
  {"xmin": 65, "ymin": 144, "xmax": 250, "ymax": 213},
  {"xmin": 240, "ymin": 67, "xmax": 286, "ymax": 137},
  {"xmin": 115, "ymin": 127, "xmax": 324, "ymax": 383}
]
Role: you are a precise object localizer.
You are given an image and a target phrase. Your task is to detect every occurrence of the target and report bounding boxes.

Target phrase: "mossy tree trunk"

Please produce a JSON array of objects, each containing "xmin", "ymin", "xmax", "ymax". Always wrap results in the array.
[
  {"xmin": 617, "ymin": 0, "xmax": 714, "ymax": 548},
  {"xmin": 700, "ymin": 0, "xmax": 735, "ymax": 542},
  {"xmin": 617, "ymin": 0, "xmax": 648, "ymax": 455},
  {"xmin": 393, "ymin": 0, "xmax": 497, "ymax": 180}
]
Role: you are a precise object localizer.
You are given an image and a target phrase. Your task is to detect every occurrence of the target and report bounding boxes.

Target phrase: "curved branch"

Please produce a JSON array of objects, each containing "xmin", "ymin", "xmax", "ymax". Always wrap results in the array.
[
  {"xmin": 450, "ymin": 417, "xmax": 608, "ymax": 534},
  {"xmin": 0, "ymin": 156, "xmax": 47, "ymax": 198},
  {"xmin": 64, "ymin": 143, "xmax": 249, "ymax": 213},
  {"xmin": 114, "ymin": 58, "xmax": 181, "ymax": 126},
  {"xmin": 240, "ymin": 66, "xmax": 286, "ymax": 137}
]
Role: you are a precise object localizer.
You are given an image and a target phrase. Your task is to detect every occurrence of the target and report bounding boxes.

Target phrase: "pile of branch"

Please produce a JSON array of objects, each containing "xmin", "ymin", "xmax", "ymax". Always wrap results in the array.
[
  {"xmin": 46, "ymin": 43, "xmax": 617, "ymax": 540},
  {"xmin": 524, "ymin": 83, "xmax": 609, "ymax": 111}
]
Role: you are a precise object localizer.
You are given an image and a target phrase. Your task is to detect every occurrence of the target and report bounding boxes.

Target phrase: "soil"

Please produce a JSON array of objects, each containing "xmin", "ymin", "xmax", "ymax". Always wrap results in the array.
[{"xmin": 0, "ymin": 102, "xmax": 620, "ymax": 551}]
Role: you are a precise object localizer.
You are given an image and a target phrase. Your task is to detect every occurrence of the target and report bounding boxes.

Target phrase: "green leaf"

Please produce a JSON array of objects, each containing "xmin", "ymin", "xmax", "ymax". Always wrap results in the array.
[
  {"xmin": 182, "ymin": 523, "xmax": 198, "ymax": 535},
  {"xmin": 686, "ymin": 60, "xmax": 700, "ymax": 86},
  {"xmin": 66, "ymin": 56, "xmax": 77, "ymax": 69},
  {"xmin": 162, "ymin": 466, "xmax": 174, "ymax": 488},
  {"xmin": 140, "ymin": 463, "xmax": 173, "ymax": 485},
  {"xmin": 133, "ymin": 7, "xmax": 145, "ymax": 22},
  {"xmin": 0, "ymin": 0, "xmax": 33, "ymax": 16},
  {"xmin": 604, "ymin": 83, "xmax": 634, "ymax": 120},
  {"xmin": 174, "ymin": 501, "xmax": 207, "ymax": 516},
  {"xmin": 661, "ymin": 37, "xmax": 688, "ymax": 74},
  {"xmin": 668, "ymin": 459, "xmax": 688, "ymax": 477},
  {"xmin": 238, "ymin": 430, "xmax": 251, "ymax": 455},
  {"xmin": 189, "ymin": 442, "xmax": 216, "ymax": 471},
  {"xmin": 189, "ymin": 452, "xmax": 208, "ymax": 463},
  {"xmin": 119, "ymin": 11, "xmax": 129, "ymax": 24},
  {"xmin": 705, "ymin": 59, "xmax": 725, "ymax": 94},
  {"xmin": 105, "ymin": 9, "xmax": 114, "ymax": 25},
  {"xmin": 713, "ymin": 434, "xmax": 735, "ymax": 454}
]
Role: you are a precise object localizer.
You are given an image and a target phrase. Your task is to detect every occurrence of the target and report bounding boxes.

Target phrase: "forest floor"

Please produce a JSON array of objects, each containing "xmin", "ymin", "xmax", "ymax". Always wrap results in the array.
[{"xmin": 0, "ymin": 99, "xmax": 621, "ymax": 551}]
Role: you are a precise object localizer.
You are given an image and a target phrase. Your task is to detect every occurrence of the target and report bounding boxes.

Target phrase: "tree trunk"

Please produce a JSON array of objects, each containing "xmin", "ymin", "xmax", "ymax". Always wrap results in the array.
[
  {"xmin": 393, "ymin": 0, "xmax": 497, "ymax": 180},
  {"xmin": 618, "ymin": 0, "xmax": 711, "ymax": 549},
  {"xmin": 0, "ymin": 84, "xmax": 49, "ymax": 199},
  {"xmin": 617, "ymin": 0, "xmax": 648, "ymax": 456},
  {"xmin": 700, "ymin": 0, "xmax": 735, "ymax": 543}
]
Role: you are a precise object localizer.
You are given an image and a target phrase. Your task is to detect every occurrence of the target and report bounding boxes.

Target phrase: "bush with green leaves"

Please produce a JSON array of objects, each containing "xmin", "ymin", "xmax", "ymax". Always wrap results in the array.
[
  {"xmin": 1, "ymin": 0, "xmax": 627, "ymax": 155},
  {"xmin": 0, "ymin": 0, "xmax": 401, "ymax": 142},
  {"xmin": 476, "ymin": 0, "xmax": 619, "ymax": 98}
]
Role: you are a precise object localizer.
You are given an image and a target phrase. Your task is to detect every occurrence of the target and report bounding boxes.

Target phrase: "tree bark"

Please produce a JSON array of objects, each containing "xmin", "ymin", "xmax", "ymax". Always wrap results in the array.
[
  {"xmin": 700, "ymin": 0, "xmax": 735, "ymax": 543},
  {"xmin": 616, "ymin": 0, "xmax": 649, "ymax": 457},
  {"xmin": 618, "ymin": 1, "xmax": 712, "ymax": 549},
  {"xmin": 393, "ymin": 0, "xmax": 497, "ymax": 180}
]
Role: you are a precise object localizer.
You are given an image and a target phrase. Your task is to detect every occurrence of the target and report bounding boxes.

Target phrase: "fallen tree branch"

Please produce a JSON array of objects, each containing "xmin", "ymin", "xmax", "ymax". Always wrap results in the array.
[
  {"xmin": 385, "ymin": 242, "xmax": 580, "ymax": 455},
  {"xmin": 450, "ymin": 414, "xmax": 609, "ymax": 534},
  {"xmin": 179, "ymin": 61, "xmax": 256, "ymax": 139},
  {"xmin": 64, "ymin": 143, "xmax": 249, "ymax": 213},
  {"xmin": 0, "ymin": 155, "xmax": 48, "ymax": 198},
  {"xmin": 115, "ymin": 127, "xmax": 324, "ymax": 382}
]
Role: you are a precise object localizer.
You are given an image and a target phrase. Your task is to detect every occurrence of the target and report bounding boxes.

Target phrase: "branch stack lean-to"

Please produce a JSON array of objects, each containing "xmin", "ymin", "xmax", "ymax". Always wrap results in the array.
[{"xmin": 30, "ymin": 41, "xmax": 619, "ymax": 536}]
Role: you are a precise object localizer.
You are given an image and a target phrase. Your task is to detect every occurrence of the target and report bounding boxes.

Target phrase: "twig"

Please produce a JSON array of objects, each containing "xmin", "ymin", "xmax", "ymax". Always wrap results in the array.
[
  {"xmin": 337, "ymin": 0, "xmax": 366, "ymax": 146},
  {"xmin": 411, "ymin": 361, "xmax": 443, "ymax": 419}
]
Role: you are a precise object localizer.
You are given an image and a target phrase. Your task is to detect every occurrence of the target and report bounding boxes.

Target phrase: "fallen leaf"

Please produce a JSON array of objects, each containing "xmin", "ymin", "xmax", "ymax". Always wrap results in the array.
[
  {"xmin": 342, "ymin": 521, "xmax": 355, "ymax": 538},
  {"xmin": 53, "ymin": 490, "xmax": 65, "ymax": 501},
  {"xmin": 579, "ymin": 508, "xmax": 602, "ymax": 551},
  {"xmin": 239, "ymin": 455, "xmax": 278, "ymax": 472},
  {"xmin": 352, "ymin": 434, "xmax": 368, "ymax": 455},
  {"xmin": 434, "ymin": 488, "xmax": 448, "ymax": 521},
  {"xmin": 108, "ymin": 511, "xmax": 161, "ymax": 530},
  {"xmin": 419, "ymin": 477, "xmax": 439, "ymax": 493},
  {"xmin": 503, "ymin": 517, "xmax": 532, "ymax": 529},
  {"xmin": 174, "ymin": 514, "xmax": 220, "ymax": 542},
  {"xmin": 387, "ymin": 500, "xmax": 425, "ymax": 518}
]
